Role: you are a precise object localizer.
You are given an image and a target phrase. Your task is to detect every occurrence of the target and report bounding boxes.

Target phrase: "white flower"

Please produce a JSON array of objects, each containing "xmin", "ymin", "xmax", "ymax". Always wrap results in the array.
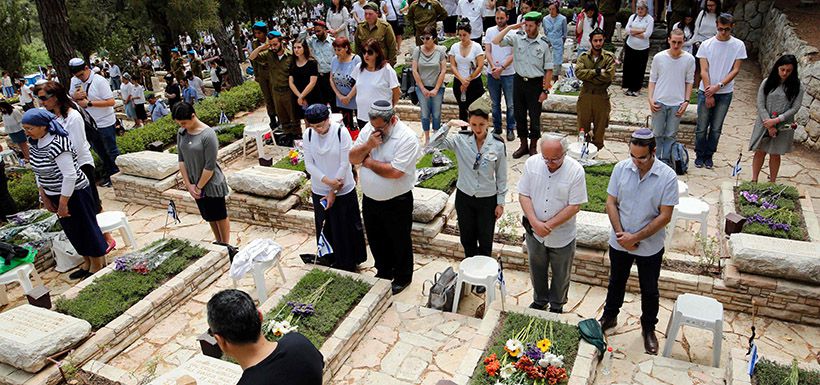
[
  {"xmin": 504, "ymin": 339, "xmax": 525, "ymax": 358},
  {"xmin": 538, "ymin": 352, "xmax": 565, "ymax": 368},
  {"xmin": 499, "ymin": 363, "xmax": 516, "ymax": 379},
  {"xmin": 268, "ymin": 319, "xmax": 297, "ymax": 337}
]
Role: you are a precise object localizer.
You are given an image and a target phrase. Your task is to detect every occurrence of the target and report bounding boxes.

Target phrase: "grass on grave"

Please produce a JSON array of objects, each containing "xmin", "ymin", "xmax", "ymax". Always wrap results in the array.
[
  {"xmin": 734, "ymin": 181, "xmax": 807, "ymax": 241},
  {"xmin": 469, "ymin": 312, "xmax": 581, "ymax": 385},
  {"xmin": 753, "ymin": 358, "xmax": 820, "ymax": 385},
  {"xmin": 263, "ymin": 269, "xmax": 371, "ymax": 347},
  {"xmin": 581, "ymin": 163, "xmax": 615, "ymax": 214},
  {"xmin": 54, "ymin": 239, "xmax": 207, "ymax": 330}
]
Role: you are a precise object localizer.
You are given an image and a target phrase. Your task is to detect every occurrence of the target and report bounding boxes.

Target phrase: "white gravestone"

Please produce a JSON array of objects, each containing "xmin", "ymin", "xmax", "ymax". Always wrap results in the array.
[
  {"xmin": 0, "ymin": 305, "xmax": 92, "ymax": 372},
  {"xmin": 148, "ymin": 354, "xmax": 243, "ymax": 385}
]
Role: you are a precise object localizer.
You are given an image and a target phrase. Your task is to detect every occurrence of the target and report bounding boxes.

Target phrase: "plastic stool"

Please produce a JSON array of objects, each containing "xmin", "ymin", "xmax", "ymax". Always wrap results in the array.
[
  {"xmin": 243, "ymin": 125, "xmax": 272, "ymax": 158},
  {"xmin": 663, "ymin": 293, "xmax": 723, "ymax": 367},
  {"xmin": 0, "ymin": 264, "xmax": 44, "ymax": 306},
  {"xmin": 452, "ymin": 256, "xmax": 506, "ymax": 316},
  {"xmin": 232, "ymin": 258, "xmax": 286, "ymax": 303},
  {"xmin": 665, "ymin": 197, "xmax": 709, "ymax": 248},
  {"xmin": 96, "ymin": 211, "xmax": 138, "ymax": 249},
  {"xmin": 567, "ymin": 141, "xmax": 599, "ymax": 161},
  {"xmin": 1, "ymin": 149, "xmax": 20, "ymax": 166},
  {"xmin": 677, "ymin": 180, "xmax": 689, "ymax": 197}
]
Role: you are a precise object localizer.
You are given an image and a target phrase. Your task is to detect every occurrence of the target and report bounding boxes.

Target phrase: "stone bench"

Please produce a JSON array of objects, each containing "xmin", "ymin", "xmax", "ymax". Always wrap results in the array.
[
  {"xmin": 226, "ymin": 166, "xmax": 304, "ymax": 199},
  {"xmin": 115, "ymin": 151, "xmax": 179, "ymax": 180},
  {"xmin": 729, "ymin": 233, "xmax": 820, "ymax": 285}
]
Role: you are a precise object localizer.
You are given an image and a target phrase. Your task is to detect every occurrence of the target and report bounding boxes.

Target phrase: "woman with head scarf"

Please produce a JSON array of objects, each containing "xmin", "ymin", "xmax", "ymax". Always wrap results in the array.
[{"xmin": 22, "ymin": 109, "xmax": 108, "ymax": 278}]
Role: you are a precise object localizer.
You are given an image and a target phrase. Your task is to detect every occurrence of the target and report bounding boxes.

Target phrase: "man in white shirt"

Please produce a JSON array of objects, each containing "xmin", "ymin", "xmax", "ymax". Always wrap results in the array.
[
  {"xmin": 484, "ymin": 8, "xmax": 516, "ymax": 141},
  {"xmin": 694, "ymin": 13, "xmax": 746, "ymax": 169},
  {"xmin": 69, "ymin": 58, "xmax": 119, "ymax": 185},
  {"xmin": 186, "ymin": 71, "xmax": 206, "ymax": 101},
  {"xmin": 518, "ymin": 134, "xmax": 587, "ymax": 313},
  {"xmin": 349, "ymin": 100, "xmax": 420, "ymax": 295},
  {"xmin": 109, "ymin": 63, "xmax": 122, "ymax": 91},
  {"xmin": 457, "ymin": 0, "xmax": 484, "ymax": 43},
  {"xmin": 647, "ymin": 28, "xmax": 695, "ymax": 169},
  {"xmin": 18, "ymin": 79, "xmax": 35, "ymax": 111}
]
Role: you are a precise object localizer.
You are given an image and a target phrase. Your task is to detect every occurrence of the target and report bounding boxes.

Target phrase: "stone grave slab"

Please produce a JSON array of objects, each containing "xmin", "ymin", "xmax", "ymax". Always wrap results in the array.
[
  {"xmin": 412, "ymin": 187, "xmax": 449, "ymax": 223},
  {"xmin": 148, "ymin": 354, "xmax": 242, "ymax": 385},
  {"xmin": 0, "ymin": 304, "xmax": 91, "ymax": 373},
  {"xmin": 227, "ymin": 166, "xmax": 304, "ymax": 199},
  {"xmin": 116, "ymin": 151, "xmax": 179, "ymax": 180},
  {"xmin": 729, "ymin": 233, "xmax": 820, "ymax": 284}
]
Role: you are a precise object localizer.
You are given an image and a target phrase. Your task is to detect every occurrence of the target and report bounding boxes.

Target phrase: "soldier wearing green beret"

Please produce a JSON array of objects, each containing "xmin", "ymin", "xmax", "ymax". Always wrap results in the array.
[{"xmin": 492, "ymin": 11, "xmax": 553, "ymax": 159}]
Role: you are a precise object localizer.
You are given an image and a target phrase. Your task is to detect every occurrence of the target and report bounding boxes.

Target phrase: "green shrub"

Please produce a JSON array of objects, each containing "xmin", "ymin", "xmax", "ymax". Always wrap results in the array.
[
  {"xmin": 753, "ymin": 358, "xmax": 820, "ymax": 385},
  {"xmin": 217, "ymin": 133, "xmax": 235, "ymax": 146},
  {"xmin": 417, "ymin": 150, "xmax": 458, "ymax": 192},
  {"xmin": 7, "ymin": 169, "xmax": 38, "ymax": 211},
  {"xmin": 735, "ymin": 181, "xmax": 806, "ymax": 240},
  {"xmin": 616, "ymin": 7, "xmax": 632, "ymax": 25},
  {"xmin": 581, "ymin": 163, "xmax": 614, "ymax": 214},
  {"xmin": 263, "ymin": 269, "xmax": 371, "ymax": 347},
  {"xmin": 54, "ymin": 239, "xmax": 206, "ymax": 329},
  {"xmin": 273, "ymin": 157, "xmax": 307, "ymax": 173}
]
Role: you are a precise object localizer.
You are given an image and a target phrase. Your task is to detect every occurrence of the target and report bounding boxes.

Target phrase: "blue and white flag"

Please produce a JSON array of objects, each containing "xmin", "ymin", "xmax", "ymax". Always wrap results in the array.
[
  {"xmin": 317, "ymin": 230, "xmax": 333, "ymax": 257},
  {"xmin": 732, "ymin": 157, "xmax": 742, "ymax": 177},
  {"xmin": 219, "ymin": 111, "xmax": 229, "ymax": 124},
  {"xmin": 497, "ymin": 258, "xmax": 506, "ymax": 292},
  {"xmin": 747, "ymin": 343, "xmax": 759, "ymax": 377},
  {"xmin": 167, "ymin": 200, "xmax": 181, "ymax": 224}
]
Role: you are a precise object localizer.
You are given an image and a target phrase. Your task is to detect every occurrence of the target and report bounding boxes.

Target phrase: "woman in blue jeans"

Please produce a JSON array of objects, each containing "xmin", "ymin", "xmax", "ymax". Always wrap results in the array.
[{"xmin": 411, "ymin": 25, "xmax": 447, "ymax": 145}]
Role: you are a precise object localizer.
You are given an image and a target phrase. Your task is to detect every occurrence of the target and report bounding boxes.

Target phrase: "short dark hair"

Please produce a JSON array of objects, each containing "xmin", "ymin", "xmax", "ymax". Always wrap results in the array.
[
  {"xmin": 468, "ymin": 109, "xmax": 489, "ymax": 119},
  {"xmin": 422, "ymin": 24, "xmax": 437, "ymax": 37},
  {"xmin": 629, "ymin": 137, "xmax": 656, "ymax": 152},
  {"xmin": 717, "ymin": 12, "xmax": 734, "ymax": 25},
  {"xmin": 207, "ymin": 290, "xmax": 261, "ymax": 345},
  {"xmin": 172, "ymin": 102, "xmax": 196, "ymax": 120},
  {"xmin": 456, "ymin": 22, "xmax": 472, "ymax": 34}
]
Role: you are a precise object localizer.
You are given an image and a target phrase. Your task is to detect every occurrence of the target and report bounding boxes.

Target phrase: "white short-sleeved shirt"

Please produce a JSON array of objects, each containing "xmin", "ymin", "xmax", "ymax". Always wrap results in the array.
[
  {"xmin": 481, "ymin": 0, "xmax": 495, "ymax": 17},
  {"xmin": 351, "ymin": 63, "xmax": 400, "ymax": 122},
  {"xmin": 354, "ymin": 119, "xmax": 420, "ymax": 201},
  {"xmin": 457, "ymin": 0, "xmax": 484, "ymax": 39},
  {"xmin": 518, "ymin": 156, "xmax": 587, "ymax": 248},
  {"xmin": 607, "ymin": 158, "xmax": 679, "ymax": 256},
  {"xmin": 19, "ymin": 85, "xmax": 34, "ymax": 104},
  {"xmin": 57, "ymin": 109, "xmax": 94, "ymax": 168},
  {"xmin": 303, "ymin": 122, "xmax": 356, "ymax": 197},
  {"xmin": 70, "ymin": 73, "xmax": 116, "ymax": 127},
  {"xmin": 625, "ymin": 14, "xmax": 654, "ymax": 51},
  {"xmin": 352, "ymin": 1, "xmax": 366, "ymax": 21},
  {"xmin": 131, "ymin": 84, "xmax": 145, "ymax": 104},
  {"xmin": 449, "ymin": 41, "xmax": 484, "ymax": 79},
  {"xmin": 649, "ymin": 50, "xmax": 695, "ymax": 106},
  {"xmin": 483, "ymin": 26, "xmax": 515, "ymax": 77},
  {"xmin": 696, "ymin": 36, "xmax": 747, "ymax": 94},
  {"xmin": 382, "ymin": 0, "xmax": 405, "ymax": 21}
]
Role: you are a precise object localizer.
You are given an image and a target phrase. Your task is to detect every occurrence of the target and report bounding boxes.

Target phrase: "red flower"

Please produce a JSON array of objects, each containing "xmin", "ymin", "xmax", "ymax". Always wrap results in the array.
[{"xmin": 483, "ymin": 353, "xmax": 500, "ymax": 377}]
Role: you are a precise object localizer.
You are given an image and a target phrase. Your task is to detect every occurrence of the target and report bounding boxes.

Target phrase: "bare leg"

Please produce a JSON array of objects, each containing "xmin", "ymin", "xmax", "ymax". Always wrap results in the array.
[
  {"xmin": 216, "ymin": 218, "xmax": 231, "ymax": 244},
  {"xmin": 19, "ymin": 141, "xmax": 30, "ymax": 162},
  {"xmin": 751, "ymin": 150, "xmax": 766, "ymax": 183},
  {"xmin": 88, "ymin": 256, "xmax": 106, "ymax": 273},
  {"xmin": 768, "ymin": 154, "xmax": 781, "ymax": 183},
  {"xmin": 80, "ymin": 256, "xmax": 90, "ymax": 270},
  {"xmin": 208, "ymin": 221, "xmax": 221, "ymax": 242},
  {"xmin": 423, "ymin": 131, "xmax": 430, "ymax": 146}
]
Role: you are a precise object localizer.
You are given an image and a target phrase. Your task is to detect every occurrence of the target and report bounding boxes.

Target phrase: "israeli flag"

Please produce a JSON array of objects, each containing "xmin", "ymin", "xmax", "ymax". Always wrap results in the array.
[
  {"xmin": 167, "ymin": 200, "xmax": 181, "ymax": 224},
  {"xmin": 497, "ymin": 258, "xmax": 506, "ymax": 292},
  {"xmin": 732, "ymin": 158, "xmax": 742, "ymax": 177},
  {"xmin": 567, "ymin": 64, "xmax": 575, "ymax": 79},
  {"xmin": 747, "ymin": 343, "xmax": 759, "ymax": 376},
  {"xmin": 219, "ymin": 111, "xmax": 229, "ymax": 124},
  {"xmin": 317, "ymin": 231, "xmax": 333, "ymax": 257}
]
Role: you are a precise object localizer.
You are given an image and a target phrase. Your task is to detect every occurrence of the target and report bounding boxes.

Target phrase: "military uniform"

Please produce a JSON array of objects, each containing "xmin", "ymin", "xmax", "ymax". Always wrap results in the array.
[
  {"xmin": 355, "ymin": 19, "xmax": 398, "ymax": 65},
  {"xmin": 251, "ymin": 39, "xmax": 279, "ymax": 129},
  {"xmin": 598, "ymin": 0, "xmax": 619, "ymax": 43},
  {"xmin": 170, "ymin": 54, "xmax": 186, "ymax": 82},
  {"xmin": 265, "ymin": 49, "xmax": 298, "ymax": 136},
  {"xmin": 406, "ymin": 0, "xmax": 448, "ymax": 45},
  {"xmin": 575, "ymin": 49, "xmax": 615, "ymax": 150},
  {"xmin": 499, "ymin": 26, "xmax": 552, "ymax": 158},
  {"xmin": 189, "ymin": 57, "xmax": 204, "ymax": 78}
]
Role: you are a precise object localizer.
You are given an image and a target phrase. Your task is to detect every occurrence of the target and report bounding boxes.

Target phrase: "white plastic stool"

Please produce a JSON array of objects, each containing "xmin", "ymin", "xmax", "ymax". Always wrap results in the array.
[
  {"xmin": 567, "ymin": 141, "xmax": 599, "ymax": 161},
  {"xmin": 452, "ymin": 256, "xmax": 506, "ymax": 315},
  {"xmin": 665, "ymin": 197, "xmax": 709, "ymax": 248},
  {"xmin": 0, "ymin": 264, "xmax": 44, "ymax": 306},
  {"xmin": 232, "ymin": 258, "xmax": 286, "ymax": 303},
  {"xmin": 1, "ymin": 149, "xmax": 20, "ymax": 166},
  {"xmin": 242, "ymin": 125, "xmax": 272, "ymax": 158},
  {"xmin": 663, "ymin": 293, "xmax": 723, "ymax": 367},
  {"xmin": 677, "ymin": 180, "xmax": 689, "ymax": 197},
  {"xmin": 96, "ymin": 211, "xmax": 138, "ymax": 249}
]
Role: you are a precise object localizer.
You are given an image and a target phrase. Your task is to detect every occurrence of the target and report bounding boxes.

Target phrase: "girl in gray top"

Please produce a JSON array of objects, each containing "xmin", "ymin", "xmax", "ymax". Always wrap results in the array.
[
  {"xmin": 174, "ymin": 102, "xmax": 231, "ymax": 243},
  {"xmin": 749, "ymin": 54, "xmax": 804, "ymax": 184}
]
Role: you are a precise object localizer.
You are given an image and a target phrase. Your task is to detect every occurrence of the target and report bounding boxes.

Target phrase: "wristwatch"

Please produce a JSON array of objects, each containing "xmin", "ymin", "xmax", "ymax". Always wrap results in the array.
[
  {"xmin": 718, "ymin": 82, "xmax": 725, "ymax": 89},
  {"xmin": 87, "ymin": 100, "xmax": 93, "ymax": 107}
]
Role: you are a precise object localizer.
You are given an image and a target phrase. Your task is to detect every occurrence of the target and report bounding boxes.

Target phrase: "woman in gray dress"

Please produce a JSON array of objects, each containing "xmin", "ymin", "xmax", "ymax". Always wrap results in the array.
[{"xmin": 749, "ymin": 55, "xmax": 804, "ymax": 184}]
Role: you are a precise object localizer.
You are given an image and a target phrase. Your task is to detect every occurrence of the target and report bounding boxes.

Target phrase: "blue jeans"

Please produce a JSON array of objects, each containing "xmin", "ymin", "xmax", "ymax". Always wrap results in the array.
[
  {"xmin": 2, "ymin": 86, "xmax": 13, "ymax": 98},
  {"xmin": 652, "ymin": 103, "xmax": 682, "ymax": 167},
  {"xmin": 97, "ymin": 124, "xmax": 120, "ymax": 176},
  {"xmin": 416, "ymin": 86, "xmax": 444, "ymax": 132},
  {"xmin": 695, "ymin": 91, "xmax": 732, "ymax": 161},
  {"xmin": 111, "ymin": 76, "xmax": 121, "ymax": 91},
  {"xmin": 487, "ymin": 74, "xmax": 515, "ymax": 134}
]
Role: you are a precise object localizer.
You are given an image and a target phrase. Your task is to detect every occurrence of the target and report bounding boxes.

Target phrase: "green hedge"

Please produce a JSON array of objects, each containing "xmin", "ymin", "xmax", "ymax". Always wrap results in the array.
[
  {"xmin": 754, "ymin": 358, "xmax": 820, "ymax": 385},
  {"xmin": 582, "ymin": 163, "xmax": 614, "ymax": 214},
  {"xmin": 7, "ymin": 169, "xmax": 39, "ymax": 211},
  {"xmin": 263, "ymin": 269, "xmax": 370, "ymax": 347},
  {"xmin": 735, "ymin": 181, "xmax": 806, "ymax": 240},
  {"xmin": 54, "ymin": 239, "xmax": 206, "ymax": 329}
]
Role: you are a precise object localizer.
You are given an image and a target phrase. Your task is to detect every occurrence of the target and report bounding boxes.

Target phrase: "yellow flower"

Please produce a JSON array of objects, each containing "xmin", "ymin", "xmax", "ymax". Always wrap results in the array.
[
  {"xmin": 504, "ymin": 339, "xmax": 524, "ymax": 358},
  {"xmin": 537, "ymin": 338, "xmax": 552, "ymax": 352}
]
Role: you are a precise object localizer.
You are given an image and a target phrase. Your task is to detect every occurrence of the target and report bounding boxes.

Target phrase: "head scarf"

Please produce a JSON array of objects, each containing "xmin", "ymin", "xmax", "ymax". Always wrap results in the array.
[{"xmin": 21, "ymin": 109, "xmax": 69, "ymax": 137}]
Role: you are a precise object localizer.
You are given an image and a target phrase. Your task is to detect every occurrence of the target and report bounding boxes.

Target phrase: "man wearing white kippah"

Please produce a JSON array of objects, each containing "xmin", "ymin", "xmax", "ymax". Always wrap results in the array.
[
  {"xmin": 598, "ymin": 129, "xmax": 678, "ymax": 356},
  {"xmin": 349, "ymin": 100, "xmax": 420, "ymax": 295}
]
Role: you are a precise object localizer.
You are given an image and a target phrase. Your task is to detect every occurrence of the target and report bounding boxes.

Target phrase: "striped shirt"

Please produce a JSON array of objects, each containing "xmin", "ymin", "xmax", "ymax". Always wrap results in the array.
[{"xmin": 30, "ymin": 134, "xmax": 89, "ymax": 196}]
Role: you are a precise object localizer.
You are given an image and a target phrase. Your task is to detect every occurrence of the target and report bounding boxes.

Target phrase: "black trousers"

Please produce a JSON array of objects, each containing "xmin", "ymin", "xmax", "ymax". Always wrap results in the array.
[
  {"xmin": 362, "ymin": 191, "xmax": 414, "ymax": 285},
  {"xmin": 453, "ymin": 78, "xmax": 485, "ymax": 121},
  {"xmin": 79, "ymin": 163, "xmax": 102, "ymax": 213},
  {"xmin": 317, "ymin": 73, "xmax": 334, "ymax": 106},
  {"xmin": 0, "ymin": 162, "xmax": 17, "ymax": 219},
  {"xmin": 311, "ymin": 190, "xmax": 367, "ymax": 272},
  {"xmin": 513, "ymin": 74, "xmax": 543, "ymax": 140},
  {"xmin": 603, "ymin": 246, "xmax": 664, "ymax": 331},
  {"xmin": 622, "ymin": 45, "xmax": 650, "ymax": 92},
  {"xmin": 455, "ymin": 189, "xmax": 497, "ymax": 259}
]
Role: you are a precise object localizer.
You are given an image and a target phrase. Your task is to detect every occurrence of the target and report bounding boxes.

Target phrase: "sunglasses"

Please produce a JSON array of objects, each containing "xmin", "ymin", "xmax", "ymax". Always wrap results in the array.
[
  {"xmin": 363, "ymin": 49, "xmax": 375, "ymax": 55},
  {"xmin": 473, "ymin": 153, "xmax": 482, "ymax": 170},
  {"xmin": 38, "ymin": 94, "xmax": 52, "ymax": 101},
  {"xmin": 421, "ymin": 35, "xmax": 433, "ymax": 41},
  {"xmin": 717, "ymin": 27, "xmax": 732, "ymax": 32}
]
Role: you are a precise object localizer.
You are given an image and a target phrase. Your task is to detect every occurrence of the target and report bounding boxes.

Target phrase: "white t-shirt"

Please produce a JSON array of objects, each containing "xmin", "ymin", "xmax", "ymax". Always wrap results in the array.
[
  {"xmin": 131, "ymin": 84, "xmax": 146, "ymax": 104},
  {"xmin": 382, "ymin": 0, "xmax": 404, "ymax": 21},
  {"xmin": 578, "ymin": 14, "xmax": 603, "ymax": 49},
  {"xmin": 353, "ymin": 120, "xmax": 420, "ymax": 201},
  {"xmin": 70, "ymin": 73, "xmax": 116, "ymax": 127},
  {"xmin": 189, "ymin": 76, "xmax": 206, "ymax": 99},
  {"xmin": 57, "ymin": 109, "xmax": 94, "ymax": 168},
  {"xmin": 1, "ymin": 76, "xmax": 11, "ymax": 88},
  {"xmin": 109, "ymin": 64, "xmax": 121, "ymax": 77},
  {"xmin": 457, "ymin": 0, "xmax": 484, "ymax": 39},
  {"xmin": 625, "ymin": 14, "xmax": 654, "ymax": 51},
  {"xmin": 210, "ymin": 67, "xmax": 221, "ymax": 83},
  {"xmin": 696, "ymin": 36, "xmax": 747, "ymax": 94},
  {"xmin": 481, "ymin": 0, "xmax": 495, "ymax": 17},
  {"xmin": 448, "ymin": 41, "xmax": 484, "ymax": 78},
  {"xmin": 352, "ymin": 1, "xmax": 366, "ymax": 21},
  {"xmin": 483, "ymin": 26, "xmax": 515, "ymax": 76},
  {"xmin": 303, "ymin": 122, "xmax": 356, "ymax": 196},
  {"xmin": 517, "ymin": 155, "xmax": 588, "ymax": 248},
  {"xmin": 649, "ymin": 50, "xmax": 695, "ymax": 106},
  {"xmin": 120, "ymin": 82, "xmax": 133, "ymax": 102},
  {"xmin": 351, "ymin": 63, "xmax": 400, "ymax": 121},
  {"xmin": 19, "ymin": 85, "xmax": 34, "ymax": 104}
]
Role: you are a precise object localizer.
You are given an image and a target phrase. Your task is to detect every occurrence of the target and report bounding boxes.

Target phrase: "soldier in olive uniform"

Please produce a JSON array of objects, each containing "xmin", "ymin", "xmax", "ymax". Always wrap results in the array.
[
  {"xmin": 355, "ymin": 2, "xmax": 398, "ymax": 65},
  {"xmin": 250, "ymin": 31, "xmax": 299, "ymax": 138},
  {"xmin": 575, "ymin": 28, "xmax": 615, "ymax": 150},
  {"xmin": 170, "ymin": 48, "xmax": 186, "ymax": 82},
  {"xmin": 250, "ymin": 22, "xmax": 278, "ymax": 129},
  {"xmin": 493, "ymin": 11, "xmax": 553, "ymax": 159},
  {"xmin": 188, "ymin": 50, "xmax": 204, "ymax": 79},
  {"xmin": 599, "ymin": 0, "xmax": 619, "ymax": 43}
]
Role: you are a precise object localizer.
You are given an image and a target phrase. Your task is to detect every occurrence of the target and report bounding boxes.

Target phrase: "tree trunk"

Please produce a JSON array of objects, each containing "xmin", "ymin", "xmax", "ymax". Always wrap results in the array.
[
  {"xmin": 232, "ymin": 21, "xmax": 244, "ymax": 63},
  {"xmin": 34, "ymin": 0, "xmax": 74, "ymax": 85},
  {"xmin": 211, "ymin": 19, "xmax": 244, "ymax": 87}
]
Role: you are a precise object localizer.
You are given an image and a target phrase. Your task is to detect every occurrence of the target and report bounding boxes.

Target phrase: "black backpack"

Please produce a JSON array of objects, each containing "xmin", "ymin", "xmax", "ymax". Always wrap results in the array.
[{"xmin": 74, "ymin": 103, "xmax": 102, "ymax": 144}]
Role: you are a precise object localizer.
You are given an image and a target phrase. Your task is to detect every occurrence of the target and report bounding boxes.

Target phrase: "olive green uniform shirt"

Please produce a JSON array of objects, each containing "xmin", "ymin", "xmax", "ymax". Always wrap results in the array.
[
  {"xmin": 499, "ymin": 31, "xmax": 553, "ymax": 79},
  {"xmin": 250, "ymin": 40, "xmax": 271, "ymax": 79},
  {"xmin": 575, "ymin": 50, "xmax": 616, "ymax": 92},
  {"xmin": 406, "ymin": 0, "xmax": 448, "ymax": 37},
  {"xmin": 265, "ymin": 49, "xmax": 293, "ymax": 90},
  {"xmin": 355, "ymin": 19, "xmax": 398, "ymax": 65}
]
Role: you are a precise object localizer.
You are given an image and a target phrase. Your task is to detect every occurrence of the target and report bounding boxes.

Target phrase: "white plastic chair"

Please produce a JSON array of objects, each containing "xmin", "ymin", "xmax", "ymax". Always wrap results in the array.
[
  {"xmin": 96, "ymin": 211, "xmax": 138, "ymax": 249},
  {"xmin": 232, "ymin": 258, "xmax": 285, "ymax": 303},
  {"xmin": 0, "ymin": 264, "xmax": 44, "ymax": 306},
  {"xmin": 452, "ymin": 256, "xmax": 506, "ymax": 316},
  {"xmin": 663, "ymin": 293, "xmax": 723, "ymax": 367},
  {"xmin": 677, "ymin": 180, "xmax": 689, "ymax": 197},
  {"xmin": 1, "ymin": 149, "xmax": 20, "ymax": 166},
  {"xmin": 665, "ymin": 196, "xmax": 709, "ymax": 248},
  {"xmin": 242, "ymin": 125, "xmax": 272, "ymax": 158}
]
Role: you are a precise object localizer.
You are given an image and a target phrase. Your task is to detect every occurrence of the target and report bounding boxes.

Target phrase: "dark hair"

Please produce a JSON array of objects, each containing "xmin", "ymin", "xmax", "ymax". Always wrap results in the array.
[
  {"xmin": 359, "ymin": 39, "xmax": 386, "ymax": 70},
  {"xmin": 0, "ymin": 101, "xmax": 12, "ymax": 114},
  {"xmin": 520, "ymin": 0, "xmax": 534, "ymax": 8},
  {"xmin": 630, "ymin": 137, "xmax": 656, "ymax": 151},
  {"xmin": 468, "ymin": 109, "xmax": 489, "ymax": 119},
  {"xmin": 292, "ymin": 39, "xmax": 314, "ymax": 62},
  {"xmin": 704, "ymin": 0, "xmax": 721, "ymax": 14},
  {"xmin": 185, "ymin": 70, "xmax": 193, "ymax": 79},
  {"xmin": 332, "ymin": 36, "xmax": 352, "ymax": 54},
  {"xmin": 331, "ymin": 0, "xmax": 346, "ymax": 12},
  {"xmin": 764, "ymin": 54, "xmax": 801, "ymax": 102},
  {"xmin": 456, "ymin": 21, "xmax": 472, "ymax": 34},
  {"xmin": 583, "ymin": 1, "xmax": 599, "ymax": 23},
  {"xmin": 206, "ymin": 290, "xmax": 261, "ymax": 345},
  {"xmin": 39, "ymin": 81, "xmax": 79, "ymax": 117},
  {"xmin": 422, "ymin": 24, "xmax": 437, "ymax": 37},
  {"xmin": 172, "ymin": 101, "xmax": 196, "ymax": 120},
  {"xmin": 676, "ymin": 8, "xmax": 696, "ymax": 34},
  {"xmin": 717, "ymin": 12, "xmax": 734, "ymax": 25}
]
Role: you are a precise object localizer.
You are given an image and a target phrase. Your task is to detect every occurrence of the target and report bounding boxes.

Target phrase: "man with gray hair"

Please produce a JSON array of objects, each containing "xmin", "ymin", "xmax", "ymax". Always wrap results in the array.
[
  {"xmin": 350, "ymin": 100, "xmax": 420, "ymax": 295},
  {"xmin": 518, "ymin": 133, "xmax": 587, "ymax": 313}
]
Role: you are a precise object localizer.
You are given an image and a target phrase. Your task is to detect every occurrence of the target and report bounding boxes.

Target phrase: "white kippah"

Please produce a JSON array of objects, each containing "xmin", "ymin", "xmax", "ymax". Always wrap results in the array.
[
  {"xmin": 68, "ymin": 58, "xmax": 85, "ymax": 67},
  {"xmin": 632, "ymin": 128, "xmax": 654, "ymax": 140},
  {"xmin": 370, "ymin": 99, "xmax": 393, "ymax": 112}
]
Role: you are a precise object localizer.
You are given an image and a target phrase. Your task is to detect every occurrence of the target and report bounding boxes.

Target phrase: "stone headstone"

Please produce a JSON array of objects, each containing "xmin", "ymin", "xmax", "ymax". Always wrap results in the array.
[
  {"xmin": 227, "ymin": 166, "xmax": 304, "ymax": 199},
  {"xmin": 730, "ymin": 233, "xmax": 820, "ymax": 284},
  {"xmin": 0, "ymin": 305, "xmax": 91, "ymax": 372},
  {"xmin": 116, "ymin": 151, "xmax": 180, "ymax": 180},
  {"xmin": 576, "ymin": 211, "xmax": 611, "ymax": 250},
  {"xmin": 148, "ymin": 354, "xmax": 242, "ymax": 385},
  {"xmin": 412, "ymin": 187, "xmax": 448, "ymax": 223}
]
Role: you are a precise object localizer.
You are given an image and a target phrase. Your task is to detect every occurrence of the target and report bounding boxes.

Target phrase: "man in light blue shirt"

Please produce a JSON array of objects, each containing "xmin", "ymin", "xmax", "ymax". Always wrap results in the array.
[
  {"xmin": 308, "ymin": 21, "xmax": 335, "ymax": 106},
  {"xmin": 599, "ymin": 128, "xmax": 678, "ymax": 356},
  {"xmin": 146, "ymin": 94, "xmax": 170, "ymax": 121}
]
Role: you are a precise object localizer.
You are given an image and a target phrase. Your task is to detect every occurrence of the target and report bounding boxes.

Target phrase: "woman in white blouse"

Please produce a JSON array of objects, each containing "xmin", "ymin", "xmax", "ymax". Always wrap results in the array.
[
  {"xmin": 327, "ymin": 0, "xmax": 350, "ymax": 38},
  {"xmin": 302, "ymin": 104, "xmax": 366, "ymax": 271},
  {"xmin": 449, "ymin": 22, "xmax": 486, "ymax": 121},
  {"xmin": 622, "ymin": 0, "xmax": 654, "ymax": 96},
  {"xmin": 349, "ymin": 38, "xmax": 400, "ymax": 129}
]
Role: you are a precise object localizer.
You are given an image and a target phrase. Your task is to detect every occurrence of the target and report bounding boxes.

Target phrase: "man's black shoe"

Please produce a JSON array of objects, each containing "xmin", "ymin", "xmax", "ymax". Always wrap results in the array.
[
  {"xmin": 642, "ymin": 329, "xmax": 659, "ymax": 355},
  {"xmin": 528, "ymin": 302, "xmax": 546, "ymax": 310},
  {"xmin": 598, "ymin": 315, "xmax": 617, "ymax": 331},
  {"xmin": 391, "ymin": 282, "xmax": 409, "ymax": 295}
]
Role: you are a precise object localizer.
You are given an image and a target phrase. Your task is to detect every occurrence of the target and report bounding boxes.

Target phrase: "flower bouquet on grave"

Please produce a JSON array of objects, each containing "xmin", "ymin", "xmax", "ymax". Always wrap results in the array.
[
  {"xmin": 481, "ymin": 318, "xmax": 569, "ymax": 385},
  {"xmin": 265, "ymin": 277, "xmax": 333, "ymax": 339},
  {"xmin": 112, "ymin": 239, "xmax": 183, "ymax": 274},
  {"xmin": 0, "ymin": 209, "xmax": 60, "ymax": 249},
  {"xmin": 288, "ymin": 141, "xmax": 304, "ymax": 166}
]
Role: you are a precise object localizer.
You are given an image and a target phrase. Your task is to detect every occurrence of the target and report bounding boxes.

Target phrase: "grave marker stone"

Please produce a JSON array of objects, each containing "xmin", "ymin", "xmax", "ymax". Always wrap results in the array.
[
  {"xmin": 148, "ymin": 354, "xmax": 242, "ymax": 385},
  {"xmin": 0, "ymin": 304, "xmax": 91, "ymax": 372}
]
